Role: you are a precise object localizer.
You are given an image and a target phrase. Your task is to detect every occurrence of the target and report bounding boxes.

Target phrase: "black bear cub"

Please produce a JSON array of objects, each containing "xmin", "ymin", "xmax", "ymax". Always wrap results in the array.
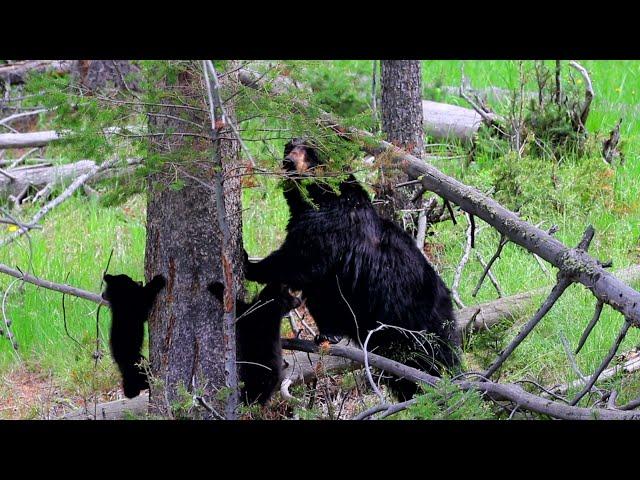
[
  {"xmin": 244, "ymin": 138, "xmax": 461, "ymax": 401},
  {"xmin": 102, "ymin": 273, "xmax": 166, "ymax": 399},
  {"xmin": 208, "ymin": 281, "xmax": 301, "ymax": 406}
]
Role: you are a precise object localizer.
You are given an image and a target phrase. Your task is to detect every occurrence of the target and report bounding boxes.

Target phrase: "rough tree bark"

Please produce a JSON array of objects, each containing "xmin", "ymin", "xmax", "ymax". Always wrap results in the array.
[
  {"xmin": 71, "ymin": 60, "xmax": 141, "ymax": 93},
  {"xmin": 144, "ymin": 61, "xmax": 243, "ymax": 419},
  {"xmin": 376, "ymin": 60, "xmax": 425, "ymax": 222}
]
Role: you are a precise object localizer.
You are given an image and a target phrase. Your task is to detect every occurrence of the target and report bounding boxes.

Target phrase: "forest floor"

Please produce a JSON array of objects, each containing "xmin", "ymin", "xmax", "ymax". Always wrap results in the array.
[{"xmin": 1, "ymin": 60, "xmax": 640, "ymax": 419}]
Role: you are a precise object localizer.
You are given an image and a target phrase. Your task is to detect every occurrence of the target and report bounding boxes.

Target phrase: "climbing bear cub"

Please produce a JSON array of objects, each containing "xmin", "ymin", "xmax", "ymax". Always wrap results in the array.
[
  {"xmin": 244, "ymin": 138, "xmax": 461, "ymax": 401},
  {"xmin": 102, "ymin": 273, "xmax": 166, "ymax": 399},
  {"xmin": 208, "ymin": 281, "xmax": 301, "ymax": 406}
]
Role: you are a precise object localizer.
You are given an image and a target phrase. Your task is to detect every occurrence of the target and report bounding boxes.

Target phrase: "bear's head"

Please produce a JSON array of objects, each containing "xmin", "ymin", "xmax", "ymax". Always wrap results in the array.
[
  {"xmin": 257, "ymin": 283, "xmax": 302, "ymax": 312},
  {"xmin": 102, "ymin": 273, "xmax": 143, "ymax": 302},
  {"xmin": 283, "ymin": 138, "xmax": 324, "ymax": 176}
]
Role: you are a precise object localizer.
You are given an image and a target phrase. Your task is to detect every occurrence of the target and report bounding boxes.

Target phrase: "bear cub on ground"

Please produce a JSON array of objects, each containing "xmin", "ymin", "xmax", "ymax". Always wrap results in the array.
[
  {"xmin": 102, "ymin": 273, "xmax": 166, "ymax": 399},
  {"xmin": 208, "ymin": 281, "xmax": 301, "ymax": 406}
]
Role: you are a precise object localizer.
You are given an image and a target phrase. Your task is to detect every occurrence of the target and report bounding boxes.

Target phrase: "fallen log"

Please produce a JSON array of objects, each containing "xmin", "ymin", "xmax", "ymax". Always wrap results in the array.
[
  {"xmin": 428, "ymin": 85, "xmax": 535, "ymax": 104},
  {"xmin": 0, "ymin": 159, "xmax": 94, "ymax": 198},
  {"xmin": 61, "ymin": 350, "xmax": 356, "ymax": 419},
  {"xmin": 422, "ymin": 100, "xmax": 483, "ymax": 144},
  {"xmin": 0, "ymin": 60, "xmax": 73, "ymax": 85},
  {"xmin": 456, "ymin": 264, "xmax": 640, "ymax": 334},
  {"xmin": 0, "ymin": 157, "xmax": 121, "ymax": 247},
  {"xmin": 0, "ymin": 127, "xmax": 146, "ymax": 150},
  {"xmin": 0, "ymin": 131, "xmax": 59, "ymax": 149},
  {"xmin": 0, "ymin": 158, "xmax": 141, "ymax": 198}
]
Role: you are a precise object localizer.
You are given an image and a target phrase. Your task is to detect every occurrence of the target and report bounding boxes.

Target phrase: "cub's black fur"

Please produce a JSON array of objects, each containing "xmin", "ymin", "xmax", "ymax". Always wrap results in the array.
[
  {"xmin": 102, "ymin": 274, "xmax": 166, "ymax": 399},
  {"xmin": 208, "ymin": 281, "xmax": 301, "ymax": 406},
  {"xmin": 244, "ymin": 138, "xmax": 460, "ymax": 400}
]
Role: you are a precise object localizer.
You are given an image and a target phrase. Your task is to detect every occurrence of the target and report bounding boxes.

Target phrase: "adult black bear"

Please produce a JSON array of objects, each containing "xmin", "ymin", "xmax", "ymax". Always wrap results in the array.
[
  {"xmin": 208, "ymin": 281, "xmax": 301, "ymax": 406},
  {"xmin": 102, "ymin": 273, "xmax": 166, "ymax": 399},
  {"xmin": 244, "ymin": 138, "xmax": 460, "ymax": 401}
]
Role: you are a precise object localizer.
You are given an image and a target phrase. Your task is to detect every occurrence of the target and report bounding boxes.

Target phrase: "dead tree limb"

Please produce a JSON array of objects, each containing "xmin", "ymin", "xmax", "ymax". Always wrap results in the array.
[
  {"xmin": 474, "ymin": 250, "xmax": 503, "ymax": 298},
  {"xmin": 0, "ymin": 158, "xmax": 140, "ymax": 198},
  {"xmin": 602, "ymin": 118, "xmax": 623, "ymax": 166},
  {"xmin": 0, "ymin": 131, "xmax": 60, "ymax": 149},
  {"xmin": 552, "ymin": 351, "xmax": 640, "ymax": 396},
  {"xmin": 575, "ymin": 300, "xmax": 605, "ymax": 355},
  {"xmin": 484, "ymin": 275, "xmax": 573, "ymax": 379},
  {"xmin": 452, "ymin": 213, "xmax": 473, "ymax": 308},
  {"xmin": 0, "ymin": 127, "xmax": 144, "ymax": 150},
  {"xmin": 472, "ymin": 234, "xmax": 508, "ymax": 297},
  {"xmin": 570, "ymin": 320, "xmax": 633, "ymax": 406},
  {"xmin": 0, "ymin": 263, "xmax": 107, "ymax": 305},
  {"xmin": 0, "ymin": 157, "xmax": 120, "ymax": 247},
  {"xmin": 281, "ymin": 338, "xmax": 640, "ymax": 420},
  {"xmin": 483, "ymin": 227, "xmax": 595, "ymax": 379},
  {"xmin": 568, "ymin": 61, "xmax": 594, "ymax": 132},
  {"xmin": 0, "ymin": 109, "xmax": 48, "ymax": 129}
]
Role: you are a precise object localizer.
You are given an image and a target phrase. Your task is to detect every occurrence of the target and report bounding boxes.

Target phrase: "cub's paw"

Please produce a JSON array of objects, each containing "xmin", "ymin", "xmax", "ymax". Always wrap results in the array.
[{"xmin": 314, "ymin": 334, "xmax": 343, "ymax": 345}]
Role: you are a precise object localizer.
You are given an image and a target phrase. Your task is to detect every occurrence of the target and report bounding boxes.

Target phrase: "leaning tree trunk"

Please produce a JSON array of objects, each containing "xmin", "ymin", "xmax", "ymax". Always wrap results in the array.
[
  {"xmin": 144, "ymin": 61, "xmax": 243, "ymax": 419},
  {"xmin": 376, "ymin": 60, "xmax": 425, "ymax": 223}
]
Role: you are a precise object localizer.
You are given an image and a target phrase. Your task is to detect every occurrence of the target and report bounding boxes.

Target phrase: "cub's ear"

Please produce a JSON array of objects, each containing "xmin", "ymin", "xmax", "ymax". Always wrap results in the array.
[
  {"xmin": 146, "ymin": 274, "xmax": 166, "ymax": 292},
  {"xmin": 290, "ymin": 295, "xmax": 302, "ymax": 310},
  {"xmin": 103, "ymin": 274, "xmax": 114, "ymax": 282},
  {"xmin": 207, "ymin": 282, "xmax": 225, "ymax": 303}
]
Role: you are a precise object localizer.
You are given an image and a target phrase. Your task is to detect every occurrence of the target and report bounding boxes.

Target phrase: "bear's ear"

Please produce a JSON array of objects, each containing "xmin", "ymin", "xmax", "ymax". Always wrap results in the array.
[
  {"xmin": 207, "ymin": 282, "xmax": 225, "ymax": 303},
  {"xmin": 290, "ymin": 295, "xmax": 302, "ymax": 310},
  {"xmin": 284, "ymin": 140, "xmax": 296, "ymax": 157},
  {"xmin": 148, "ymin": 274, "xmax": 166, "ymax": 288},
  {"xmin": 103, "ymin": 274, "xmax": 114, "ymax": 282}
]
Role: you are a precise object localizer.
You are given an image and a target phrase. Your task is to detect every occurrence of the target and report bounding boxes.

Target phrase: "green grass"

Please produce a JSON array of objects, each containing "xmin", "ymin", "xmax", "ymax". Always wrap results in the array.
[{"xmin": 1, "ymin": 60, "xmax": 640, "ymax": 415}]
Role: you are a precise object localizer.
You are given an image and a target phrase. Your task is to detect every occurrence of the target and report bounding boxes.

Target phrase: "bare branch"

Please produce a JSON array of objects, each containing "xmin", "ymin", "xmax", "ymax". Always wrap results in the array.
[
  {"xmin": 568, "ymin": 61, "xmax": 594, "ymax": 131},
  {"xmin": 570, "ymin": 320, "xmax": 632, "ymax": 406},
  {"xmin": 575, "ymin": 300, "xmax": 605, "ymax": 355},
  {"xmin": 474, "ymin": 250, "xmax": 504, "ymax": 298},
  {"xmin": 483, "ymin": 275, "xmax": 572, "ymax": 379},
  {"xmin": 452, "ymin": 213, "xmax": 474, "ymax": 308},
  {"xmin": 0, "ymin": 263, "xmax": 107, "ymax": 306}
]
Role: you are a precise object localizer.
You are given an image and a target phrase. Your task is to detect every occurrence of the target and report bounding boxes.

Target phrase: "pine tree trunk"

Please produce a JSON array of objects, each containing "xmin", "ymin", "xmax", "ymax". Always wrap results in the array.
[
  {"xmin": 144, "ymin": 62, "xmax": 243, "ymax": 419},
  {"xmin": 376, "ymin": 60, "xmax": 425, "ymax": 223}
]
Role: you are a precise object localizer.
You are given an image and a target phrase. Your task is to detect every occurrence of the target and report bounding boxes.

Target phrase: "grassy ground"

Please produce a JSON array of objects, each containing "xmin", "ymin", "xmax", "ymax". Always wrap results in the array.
[{"xmin": 1, "ymin": 60, "xmax": 639, "ymax": 418}]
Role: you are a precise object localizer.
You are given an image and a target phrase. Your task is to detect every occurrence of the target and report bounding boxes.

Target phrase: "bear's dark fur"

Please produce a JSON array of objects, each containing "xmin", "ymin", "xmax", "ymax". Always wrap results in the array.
[
  {"xmin": 244, "ymin": 138, "xmax": 460, "ymax": 400},
  {"xmin": 208, "ymin": 281, "xmax": 301, "ymax": 406},
  {"xmin": 102, "ymin": 273, "xmax": 166, "ymax": 399}
]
